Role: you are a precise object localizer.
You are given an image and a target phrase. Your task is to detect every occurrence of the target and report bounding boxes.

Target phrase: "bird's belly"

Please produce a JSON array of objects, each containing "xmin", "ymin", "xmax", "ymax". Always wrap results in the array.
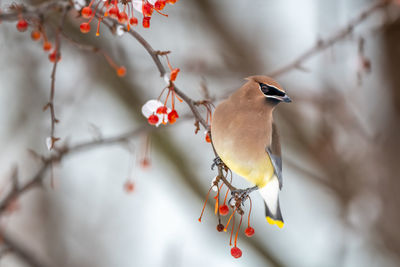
[{"xmin": 218, "ymin": 144, "xmax": 275, "ymax": 188}]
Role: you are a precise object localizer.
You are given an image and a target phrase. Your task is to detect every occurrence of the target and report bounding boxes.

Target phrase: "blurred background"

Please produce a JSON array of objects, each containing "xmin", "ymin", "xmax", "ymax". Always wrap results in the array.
[{"xmin": 0, "ymin": 0, "xmax": 400, "ymax": 266}]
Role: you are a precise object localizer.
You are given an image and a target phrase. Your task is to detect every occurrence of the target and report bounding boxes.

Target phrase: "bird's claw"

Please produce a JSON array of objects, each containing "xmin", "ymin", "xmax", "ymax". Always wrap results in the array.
[
  {"xmin": 211, "ymin": 156, "xmax": 224, "ymax": 170},
  {"xmin": 228, "ymin": 186, "xmax": 258, "ymax": 206}
]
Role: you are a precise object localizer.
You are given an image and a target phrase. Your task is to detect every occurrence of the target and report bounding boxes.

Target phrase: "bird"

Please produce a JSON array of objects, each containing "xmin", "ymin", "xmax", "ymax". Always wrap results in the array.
[{"xmin": 211, "ymin": 75, "xmax": 291, "ymax": 228}]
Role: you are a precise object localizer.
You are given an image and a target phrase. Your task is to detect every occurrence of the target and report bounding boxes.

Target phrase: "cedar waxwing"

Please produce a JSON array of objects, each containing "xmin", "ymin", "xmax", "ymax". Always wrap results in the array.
[{"xmin": 211, "ymin": 75, "xmax": 291, "ymax": 228}]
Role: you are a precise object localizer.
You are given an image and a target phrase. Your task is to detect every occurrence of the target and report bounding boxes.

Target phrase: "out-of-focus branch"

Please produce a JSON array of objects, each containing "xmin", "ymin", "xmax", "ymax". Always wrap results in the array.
[
  {"xmin": 0, "ymin": 127, "xmax": 150, "ymax": 264},
  {"xmin": 269, "ymin": 0, "xmax": 392, "ymax": 77},
  {"xmin": 0, "ymin": 0, "xmax": 68, "ymax": 21},
  {"xmin": 0, "ymin": 125, "xmax": 151, "ymax": 217},
  {"xmin": 0, "ymin": 230, "xmax": 50, "ymax": 267}
]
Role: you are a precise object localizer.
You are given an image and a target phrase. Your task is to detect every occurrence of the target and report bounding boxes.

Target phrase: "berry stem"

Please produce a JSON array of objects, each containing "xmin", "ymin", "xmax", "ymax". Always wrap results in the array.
[
  {"xmin": 223, "ymin": 187, "xmax": 230, "ymax": 206},
  {"xmin": 155, "ymin": 8, "xmax": 168, "ymax": 17},
  {"xmin": 248, "ymin": 197, "xmax": 252, "ymax": 228},
  {"xmin": 102, "ymin": 50, "xmax": 119, "ymax": 70},
  {"xmin": 88, "ymin": 0, "xmax": 95, "ymax": 8},
  {"xmin": 163, "ymin": 88, "xmax": 171, "ymax": 106},
  {"xmin": 224, "ymin": 206, "xmax": 237, "ymax": 232},
  {"xmin": 234, "ymin": 214, "xmax": 243, "ymax": 247},
  {"xmin": 171, "ymin": 89, "xmax": 175, "ymax": 109},
  {"xmin": 198, "ymin": 186, "xmax": 213, "ymax": 222},
  {"xmin": 96, "ymin": 17, "xmax": 103, "ymax": 36},
  {"xmin": 216, "ymin": 181, "xmax": 221, "ymax": 224},
  {"xmin": 166, "ymin": 54, "xmax": 173, "ymax": 71},
  {"xmin": 229, "ymin": 213, "xmax": 236, "ymax": 246},
  {"xmin": 157, "ymin": 86, "xmax": 168, "ymax": 102}
]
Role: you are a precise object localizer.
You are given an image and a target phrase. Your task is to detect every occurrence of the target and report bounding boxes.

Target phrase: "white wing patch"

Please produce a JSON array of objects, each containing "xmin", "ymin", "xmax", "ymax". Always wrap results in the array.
[{"xmin": 259, "ymin": 175, "xmax": 279, "ymax": 215}]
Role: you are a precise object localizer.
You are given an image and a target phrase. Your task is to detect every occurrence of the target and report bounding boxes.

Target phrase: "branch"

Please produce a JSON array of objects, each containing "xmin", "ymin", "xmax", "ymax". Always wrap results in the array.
[
  {"xmin": 269, "ymin": 0, "xmax": 391, "ymax": 77},
  {"xmin": 0, "ymin": 125, "xmax": 152, "ymax": 217},
  {"xmin": 0, "ymin": 0, "xmax": 68, "ymax": 22},
  {"xmin": 0, "ymin": 230, "xmax": 50, "ymax": 267},
  {"xmin": 44, "ymin": 7, "xmax": 70, "ymax": 150}
]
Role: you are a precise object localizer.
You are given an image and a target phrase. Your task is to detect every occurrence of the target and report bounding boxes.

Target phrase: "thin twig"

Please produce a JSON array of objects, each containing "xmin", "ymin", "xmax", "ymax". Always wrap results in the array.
[
  {"xmin": 44, "ymin": 6, "xmax": 70, "ymax": 150},
  {"xmin": 269, "ymin": 0, "xmax": 391, "ymax": 77}
]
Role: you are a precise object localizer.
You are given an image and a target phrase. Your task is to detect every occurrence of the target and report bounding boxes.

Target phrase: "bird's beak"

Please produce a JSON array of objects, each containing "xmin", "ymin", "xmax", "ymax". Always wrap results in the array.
[
  {"xmin": 266, "ymin": 94, "xmax": 292, "ymax": 103},
  {"xmin": 280, "ymin": 95, "xmax": 292, "ymax": 103}
]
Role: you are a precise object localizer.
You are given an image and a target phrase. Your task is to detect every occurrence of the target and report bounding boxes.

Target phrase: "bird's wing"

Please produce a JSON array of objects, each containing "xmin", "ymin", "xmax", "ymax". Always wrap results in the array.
[{"xmin": 266, "ymin": 122, "xmax": 283, "ymax": 189}]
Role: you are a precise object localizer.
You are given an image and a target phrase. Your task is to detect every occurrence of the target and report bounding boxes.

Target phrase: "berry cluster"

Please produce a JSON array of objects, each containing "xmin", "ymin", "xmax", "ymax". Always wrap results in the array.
[
  {"xmin": 141, "ymin": 87, "xmax": 181, "ymax": 126},
  {"xmin": 15, "ymin": 16, "xmax": 59, "ymax": 63},
  {"xmin": 79, "ymin": 0, "xmax": 179, "ymax": 36},
  {"xmin": 142, "ymin": 56, "xmax": 181, "ymax": 126},
  {"xmin": 198, "ymin": 178, "xmax": 255, "ymax": 259}
]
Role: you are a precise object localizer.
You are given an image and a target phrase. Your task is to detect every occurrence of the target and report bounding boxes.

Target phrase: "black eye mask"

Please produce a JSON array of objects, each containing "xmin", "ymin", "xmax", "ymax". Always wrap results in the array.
[{"xmin": 259, "ymin": 83, "xmax": 285, "ymax": 97}]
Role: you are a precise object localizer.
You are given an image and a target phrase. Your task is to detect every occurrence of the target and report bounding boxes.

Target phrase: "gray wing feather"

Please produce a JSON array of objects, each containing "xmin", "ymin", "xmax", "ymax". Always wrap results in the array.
[{"xmin": 266, "ymin": 122, "xmax": 283, "ymax": 189}]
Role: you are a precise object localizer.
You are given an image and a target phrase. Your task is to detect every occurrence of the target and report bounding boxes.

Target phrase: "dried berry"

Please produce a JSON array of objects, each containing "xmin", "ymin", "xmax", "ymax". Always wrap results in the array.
[{"xmin": 216, "ymin": 224, "xmax": 225, "ymax": 232}]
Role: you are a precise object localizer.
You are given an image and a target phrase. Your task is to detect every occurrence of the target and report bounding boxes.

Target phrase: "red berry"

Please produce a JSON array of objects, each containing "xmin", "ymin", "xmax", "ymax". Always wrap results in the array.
[
  {"xmin": 156, "ymin": 106, "xmax": 168, "ymax": 114},
  {"xmin": 81, "ymin": 7, "xmax": 93, "ymax": 18},
  {"xmin": 142, "ymin": 17, "xmax": 151, "ymax": 28},
  {"xmin": 43, "ymin": 42, "xmax": 52, "ymax": 51},
  {"xmin": 148, "ymin": 114, "xmax": 159, "ymax": 125},
  {"xmin": 167, "ymin": 109, "xmax": 179, "ymax": 124},
  {"xmin": 129, "ymin": 17, "xmax": 138, "ymax": 26},
  {"xmin": 124, "ymin": 180, "xmax": 134, "ymax": 193},
  {"xmin": 216, "ymin": 224, "xmax": 224, "ymax": 232},
  {"xmin": 117, "ymin": 66, "xmax": 126, "ymax": 77},
  {"xmin": 80, "ymin": 22, "xmax": 91, "ymax": 33},
  {"xmin": 140, "ymin": 158, "xmax": 151, "ymax": 168},
  {"xmin": 108, "ymin": 6, "xmax": 119, "ymax": 19},
  {"xmin": 244, "ymin": 227, "xmax": 255, "ymax": 237},
  {"xmin": 142, "ymin": 2, "xmax": 154, "ymax": 17},
  {"xmin": 31, "ymin": 30, "xmax": 41, "ymax": 41},
  {"xmin": 230, "ymin": 247, "xmax": 242, "ymax": 258},
  {"xmin": 205, "ymin": 132, "xmax": 211, "ymax": 143},
  {"xmin": 219, "ymin": 204, "xmax": 229, "ymax": 215},
  {"xmin": 118, "ymin": 11, "xmax": 128, "ymax": 23},
  {"xmin": 16, "ymin": 19, "xmax": 28, "ymax": 32},
  {"xmin": 154, "ymin": 0, "xmax": 166, "ymax": 10},
  {"xmin": 48, "ymin": 51, "xmax": 61, "ymax": 63}
]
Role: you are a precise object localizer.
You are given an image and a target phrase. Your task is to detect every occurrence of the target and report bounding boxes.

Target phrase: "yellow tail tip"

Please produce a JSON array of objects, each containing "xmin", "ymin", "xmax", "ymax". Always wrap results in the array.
[{"xmin": 266, "ymin": 216, "xmax": 284, "ymax": 228}]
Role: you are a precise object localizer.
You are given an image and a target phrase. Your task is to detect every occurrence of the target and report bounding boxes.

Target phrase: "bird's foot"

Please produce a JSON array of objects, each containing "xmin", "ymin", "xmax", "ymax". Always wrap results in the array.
[
  {"xmin": 211, "ymin": 156, "xmax": 225, "ymax": 170},
  {"xmin": 229, "ymin": 186, "xmax": 258, "ymax": 206}
]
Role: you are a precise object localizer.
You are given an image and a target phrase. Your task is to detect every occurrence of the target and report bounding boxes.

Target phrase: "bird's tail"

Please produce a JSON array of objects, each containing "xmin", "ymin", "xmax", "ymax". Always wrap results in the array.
[{"xmin": 258, "ymin": 175, "xmax": 284, "ymax": 228}]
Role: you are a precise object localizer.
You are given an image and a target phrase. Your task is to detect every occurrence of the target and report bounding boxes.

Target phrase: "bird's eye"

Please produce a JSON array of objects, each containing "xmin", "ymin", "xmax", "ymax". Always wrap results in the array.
[{"xmin": 259, "ymin": 83, "xmax": 285, "ymax": 97}]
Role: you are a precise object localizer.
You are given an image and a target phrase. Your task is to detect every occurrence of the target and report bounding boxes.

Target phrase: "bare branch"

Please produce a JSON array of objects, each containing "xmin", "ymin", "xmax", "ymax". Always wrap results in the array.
[
  {"xmin": 269, "ymin": 0, "xmax": 391, "ymax": 77},
  {"xmin": 44, "ymin": 5, "xmax": 70, "ymax": 151}
]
